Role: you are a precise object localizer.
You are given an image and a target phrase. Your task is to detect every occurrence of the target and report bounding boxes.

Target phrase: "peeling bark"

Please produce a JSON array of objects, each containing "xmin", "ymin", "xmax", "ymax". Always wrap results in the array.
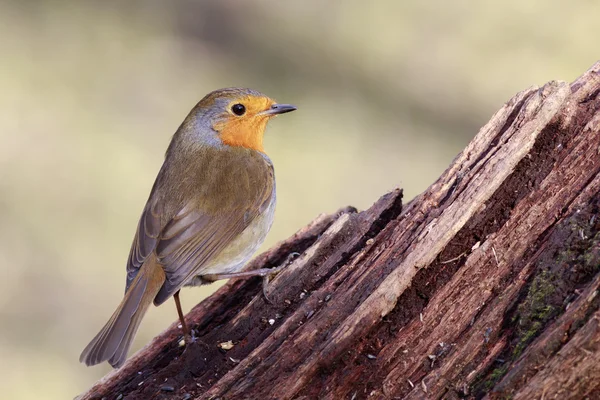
[{"xmin": 79, "ymin": 62, "xmax": 600, "ymax": 400}]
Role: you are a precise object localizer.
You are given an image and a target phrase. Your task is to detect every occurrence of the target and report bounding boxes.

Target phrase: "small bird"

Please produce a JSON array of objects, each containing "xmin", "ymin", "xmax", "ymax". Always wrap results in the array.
[{"xmin": 80, "ymin": 88, "xmax": 296, "ymax": 368}]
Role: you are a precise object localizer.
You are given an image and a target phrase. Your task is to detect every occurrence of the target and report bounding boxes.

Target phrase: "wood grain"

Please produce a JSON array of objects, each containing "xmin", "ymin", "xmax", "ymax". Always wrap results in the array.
[{"xmin": 78, "ymin": 62, "xmax": 600, "ymax": 400}]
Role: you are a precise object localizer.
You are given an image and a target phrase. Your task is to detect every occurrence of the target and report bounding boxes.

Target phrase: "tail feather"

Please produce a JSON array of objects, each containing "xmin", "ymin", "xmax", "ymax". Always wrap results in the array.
[
  {"xmin": 84, "ymin": 278, "xmax": 148, "ymax": 366},
  {"xmin": 108, "ymin": 299, "xmax": 148, "ymax": 368},
  {"xmin": 80, "ymin": 258, "xmax": 165, "ymax": 368}
]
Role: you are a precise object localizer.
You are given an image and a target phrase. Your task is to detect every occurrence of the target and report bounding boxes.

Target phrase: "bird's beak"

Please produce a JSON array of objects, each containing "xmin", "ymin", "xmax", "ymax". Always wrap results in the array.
[{"xmin": 260, "ymin": 103, "xmax": 297, "ymax": 116}]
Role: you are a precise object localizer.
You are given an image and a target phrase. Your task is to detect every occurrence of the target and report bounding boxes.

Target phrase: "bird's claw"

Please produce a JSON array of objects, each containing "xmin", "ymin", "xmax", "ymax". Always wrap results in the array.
[
  {"xmin": 184, "ymin": 328, "xmax": 197, "ymax": 345},
  {"xmin": 262, "ymin": 252, "xmax": 301, "ymax": 303},
  {"xmin": 181, "ymin": 329, "xmax": 209, "ymax": 353}
]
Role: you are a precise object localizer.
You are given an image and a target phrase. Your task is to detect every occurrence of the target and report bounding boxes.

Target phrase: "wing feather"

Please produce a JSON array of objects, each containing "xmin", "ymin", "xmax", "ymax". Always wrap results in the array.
[
  {"xmin": 125, "ymin": 200, "xmax": 161, "ymax": 292},
  {"xmin": 124, "ymin": 150, "xmax": 274, "ymax": 305}
]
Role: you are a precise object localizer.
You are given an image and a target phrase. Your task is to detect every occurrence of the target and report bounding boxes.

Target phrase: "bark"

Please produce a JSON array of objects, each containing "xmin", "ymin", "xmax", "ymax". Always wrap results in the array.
[{"xmin": 78, "ymin": 62, "xmax": 600, "ymax": 400}]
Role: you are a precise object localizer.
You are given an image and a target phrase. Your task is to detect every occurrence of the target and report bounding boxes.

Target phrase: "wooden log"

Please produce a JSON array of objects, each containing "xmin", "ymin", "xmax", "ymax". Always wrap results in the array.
[{"xmin": 78, "ymin": 61, "xmax": 600, "ymax": 400}]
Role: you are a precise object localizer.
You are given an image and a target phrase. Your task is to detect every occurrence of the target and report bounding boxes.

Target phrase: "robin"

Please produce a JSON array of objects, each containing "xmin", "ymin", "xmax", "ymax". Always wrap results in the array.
[{"xmin": 80, "ymin": 88, "xmax": 296, "ymax": 368}]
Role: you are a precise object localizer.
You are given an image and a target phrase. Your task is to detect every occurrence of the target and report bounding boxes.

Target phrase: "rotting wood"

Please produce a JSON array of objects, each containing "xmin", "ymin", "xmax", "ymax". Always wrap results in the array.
[{"xmin": 78, "ymin": 62, "xmax": 600, "ymax": 400}]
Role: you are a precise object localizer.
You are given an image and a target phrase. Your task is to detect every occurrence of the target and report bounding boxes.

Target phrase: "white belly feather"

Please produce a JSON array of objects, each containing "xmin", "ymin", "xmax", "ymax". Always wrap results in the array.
[{"xmin": 184, "ymin": 191, "xmax": 276, "ymax": 286}]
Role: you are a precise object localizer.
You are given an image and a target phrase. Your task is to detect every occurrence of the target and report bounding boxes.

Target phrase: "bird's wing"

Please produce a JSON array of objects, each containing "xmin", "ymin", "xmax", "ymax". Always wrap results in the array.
[
  {"xmin": 125, "ymin": 194, "xmax": 161, "ymax": 293},
  {"xmin": 125, "ymin": 156, "xmax": 274, "ymax": 305}
]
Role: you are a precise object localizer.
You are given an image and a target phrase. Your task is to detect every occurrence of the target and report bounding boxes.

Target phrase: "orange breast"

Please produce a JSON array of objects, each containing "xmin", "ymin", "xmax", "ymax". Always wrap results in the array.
[{"xmin": 218, "ymin": 116, "xmax": 269, "ymax": 152}]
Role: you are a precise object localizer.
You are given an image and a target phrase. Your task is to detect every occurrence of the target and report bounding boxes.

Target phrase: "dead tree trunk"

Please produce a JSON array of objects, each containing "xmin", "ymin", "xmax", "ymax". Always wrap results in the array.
[{"xmin": 79, "ymin": 62, "xmax": 600, "ymax": 400}]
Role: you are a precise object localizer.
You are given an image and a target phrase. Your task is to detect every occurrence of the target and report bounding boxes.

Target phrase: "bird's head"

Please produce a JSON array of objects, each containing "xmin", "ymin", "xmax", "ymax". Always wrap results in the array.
[{"xmin": 185, "ymin": 88, "xmax": 296, "ymax": 153}]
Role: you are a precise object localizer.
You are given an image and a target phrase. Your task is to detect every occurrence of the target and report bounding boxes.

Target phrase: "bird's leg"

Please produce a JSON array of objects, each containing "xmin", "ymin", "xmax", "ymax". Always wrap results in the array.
[
  {"xmin": 203, "ymin": 252, "xmax": 300, "ymax": 303},
  {"xmin": 173, "ymin": 290, "xmax": 192, "ymax": 343}
]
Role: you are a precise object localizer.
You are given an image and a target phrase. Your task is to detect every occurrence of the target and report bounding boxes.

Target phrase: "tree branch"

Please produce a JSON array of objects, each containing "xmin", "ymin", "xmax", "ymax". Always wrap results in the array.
[{"xmin": 79, "ymin": 61, "xmax": 600, "ymax": 400}]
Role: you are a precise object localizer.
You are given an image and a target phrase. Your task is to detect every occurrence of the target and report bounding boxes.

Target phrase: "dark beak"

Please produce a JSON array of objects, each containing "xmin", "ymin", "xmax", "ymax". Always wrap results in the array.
[{"xmin": 262, "ymin": 103, "xmax": 297, "ymax": 116}]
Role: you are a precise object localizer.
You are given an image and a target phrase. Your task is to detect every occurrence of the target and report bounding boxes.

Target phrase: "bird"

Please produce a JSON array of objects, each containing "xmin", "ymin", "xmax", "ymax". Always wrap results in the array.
[{"xmin": 80, "ymin": 87, "xmax": 296, "ymax": 368}]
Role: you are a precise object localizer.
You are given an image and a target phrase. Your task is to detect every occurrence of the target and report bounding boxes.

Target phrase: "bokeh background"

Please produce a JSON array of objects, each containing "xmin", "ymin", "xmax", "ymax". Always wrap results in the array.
[{"xmin": 1, "ymin": 1, "xmax": 598, "ymax": 398}]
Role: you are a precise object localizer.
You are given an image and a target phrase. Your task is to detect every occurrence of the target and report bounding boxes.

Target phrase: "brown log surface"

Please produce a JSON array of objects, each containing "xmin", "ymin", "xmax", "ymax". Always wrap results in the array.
[{"xmin": 78, "ymin": 62, "xmax": 600, "ymax": 400}]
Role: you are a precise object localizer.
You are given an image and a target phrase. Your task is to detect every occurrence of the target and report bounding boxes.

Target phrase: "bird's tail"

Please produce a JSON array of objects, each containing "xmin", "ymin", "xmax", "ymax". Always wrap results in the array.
[{"xmin": 80, "ymin": 256, "xmax": 165, "ymax": 368}]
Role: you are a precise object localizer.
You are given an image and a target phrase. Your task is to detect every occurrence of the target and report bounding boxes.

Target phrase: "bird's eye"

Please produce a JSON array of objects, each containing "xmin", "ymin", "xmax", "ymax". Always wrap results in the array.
[{"xmin": 231, "ymin": 103, "xmax": 246, "ymax": 116}]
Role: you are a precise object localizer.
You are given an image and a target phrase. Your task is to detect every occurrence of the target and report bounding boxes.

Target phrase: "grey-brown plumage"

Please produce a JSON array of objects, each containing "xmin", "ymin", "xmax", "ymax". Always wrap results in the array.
[{"xmin": 80, "ymin": 88, "xmax": 295, "ymax": 368}]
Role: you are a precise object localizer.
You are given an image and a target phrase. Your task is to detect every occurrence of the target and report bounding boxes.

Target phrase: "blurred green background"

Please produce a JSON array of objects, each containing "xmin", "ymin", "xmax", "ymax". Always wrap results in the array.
[{"xmin": 0, "ymin": 1, "xmax": 598, "ymax": 398}]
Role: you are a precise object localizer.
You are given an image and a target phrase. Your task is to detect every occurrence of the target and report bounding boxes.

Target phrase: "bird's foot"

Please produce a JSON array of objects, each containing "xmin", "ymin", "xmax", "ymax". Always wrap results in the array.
[
  {"xmin": 199, "ymin": 252, "xmax": 301, "ymax": 303},
  {"xmin": 262, "ymin": 252, "xmax": 300, "ymax": 303},
  {"xmin": 184, "ymin": 328, "xmax": 197, "ymax": 345},
  {"xmin": 179, "ymin": 328, "xmax": 209, "ymax": 351}
]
